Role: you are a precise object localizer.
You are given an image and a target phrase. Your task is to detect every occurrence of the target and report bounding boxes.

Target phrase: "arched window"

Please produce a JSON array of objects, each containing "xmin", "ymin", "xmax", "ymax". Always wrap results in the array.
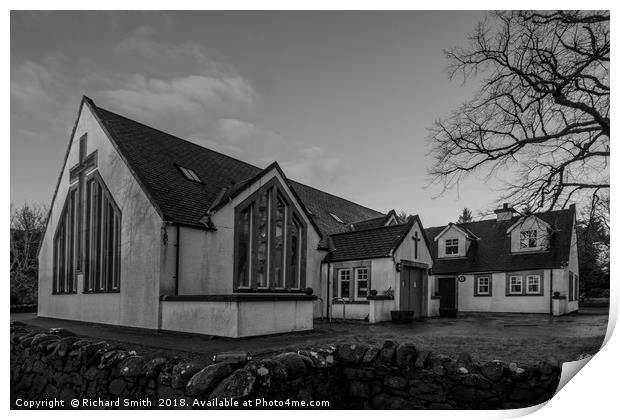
[
  {"xmin": 53, "ymin": 187, "xmax": 79, "ymax": 294},
  {"xmin": 84, "ymin": 172, "xmax": 121, "ymax": 293},
  {"xmin": 53, "ymin": 171, "xmax": 121, "ymax": 294},
  {"xmin": 234, "ymin": 178, "xmax": 307, "ymax": 291}
]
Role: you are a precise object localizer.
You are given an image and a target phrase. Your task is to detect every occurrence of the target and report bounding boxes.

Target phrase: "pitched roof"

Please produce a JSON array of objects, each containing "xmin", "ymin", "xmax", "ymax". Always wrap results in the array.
[
  {"xmin": 323, "ymin": 221, "xmax": 414, "ymax": 262},
  {"xmin": 350, "ymin": 209, "xmax": 399, "ymax": 231},
  {"xmin": 425, "ymin": 208, "xmax": 576, "ymax": 274},
  {"xmin": 86, "ymin": 97, "xmax": 384, "ymax": 236}
]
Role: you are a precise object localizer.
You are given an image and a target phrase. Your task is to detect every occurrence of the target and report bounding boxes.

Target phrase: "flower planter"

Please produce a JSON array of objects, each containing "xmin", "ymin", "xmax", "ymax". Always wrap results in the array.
[{"xmin": 390, "ymin": 310, "xmax": 414, "ymax": 323}]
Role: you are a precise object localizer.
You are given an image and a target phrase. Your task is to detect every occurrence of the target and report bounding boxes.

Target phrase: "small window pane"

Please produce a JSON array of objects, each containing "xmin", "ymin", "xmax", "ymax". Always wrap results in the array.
[{"xmin": 445, "ymin": 238, "xmax": 459, "ymax": 255}]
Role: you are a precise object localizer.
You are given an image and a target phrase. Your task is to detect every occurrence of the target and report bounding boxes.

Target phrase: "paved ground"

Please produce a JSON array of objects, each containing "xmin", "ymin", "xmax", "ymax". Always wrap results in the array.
[{"xmin": 12, "ymin": 307, "xmax": 608, "ymax": 365}]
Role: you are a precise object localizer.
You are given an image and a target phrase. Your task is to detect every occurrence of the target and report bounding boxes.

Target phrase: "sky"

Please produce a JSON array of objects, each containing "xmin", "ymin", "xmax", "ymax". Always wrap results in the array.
[{"xmin": 10, "ymin": 10, "xmax": 509, "ymax": 227}]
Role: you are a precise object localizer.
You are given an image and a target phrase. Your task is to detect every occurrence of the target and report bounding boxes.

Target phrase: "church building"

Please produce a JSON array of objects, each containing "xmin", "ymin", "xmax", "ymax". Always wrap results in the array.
[
  {"xmin": 37, "ymin": 97, "xmax": 435, "ymax": 337},
  {"xmin": 37, "ymin": 97, "xmax": 578, "ymax": 338}
]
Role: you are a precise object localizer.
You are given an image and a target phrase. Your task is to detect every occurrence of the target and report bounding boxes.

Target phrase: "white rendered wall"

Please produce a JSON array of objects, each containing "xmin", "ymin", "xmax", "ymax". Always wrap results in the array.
[
  {"xmin": 457, "ymin": 270, "xmax": 551, "ymax": 314},
  {"xmin": 331, "ymin": 303, "xmax": 370, "ymax": 320},
  {"xmin": 38, "ymin": 103, "xmax": 163, "ymax": 329},
  {"xmin": 160, "ymin": 300, "xmax": 313, "ymax": 337}
]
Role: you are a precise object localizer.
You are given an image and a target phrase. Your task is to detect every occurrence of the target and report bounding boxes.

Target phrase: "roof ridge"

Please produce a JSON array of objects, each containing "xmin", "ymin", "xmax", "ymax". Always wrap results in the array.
[
  {"xmin": 427, "ymin": 207, "xmax": 575, "ymax": 231},
  {"xmin": 329, "ymin": 221, "xmax": 411, "ymax": 237}
]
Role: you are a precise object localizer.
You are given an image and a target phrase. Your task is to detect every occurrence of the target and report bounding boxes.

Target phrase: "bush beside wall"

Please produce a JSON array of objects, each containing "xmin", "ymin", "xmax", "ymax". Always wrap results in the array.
[{"xmin": 10, "ymin": 322, "xmax": 561, "ymax": 409}]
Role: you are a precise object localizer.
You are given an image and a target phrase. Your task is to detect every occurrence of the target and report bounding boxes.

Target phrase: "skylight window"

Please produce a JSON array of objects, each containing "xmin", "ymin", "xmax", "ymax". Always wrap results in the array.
[
  {"xmin": 178, "ymin": 165, "xmax": 202, "ymax": 183},
  {"xmin": 329, "ymin": 213, "xmax": 344, "ymax": 224}
]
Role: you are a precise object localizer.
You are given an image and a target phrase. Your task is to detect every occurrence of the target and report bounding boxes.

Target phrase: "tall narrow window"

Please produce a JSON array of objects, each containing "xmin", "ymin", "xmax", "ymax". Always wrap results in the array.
[
  {"xmin": 53, "ymin": 188, "xmax": 78, "ymax": 294},
  {"xmin": 271, "ymin": 195, "xmax": 286, "ymax": 288},
  {"xmin": 233, "ymin": 179, "xmax": 307, "ymax": 291},
  {"xmin": 355, "ymin": 268, "xmax": 369, "ymax": 300},
  {"xmin": 254, "ymin": 190, "xmax": 270, "ymax": 288},
  {"xmin": 236, "ymin": 207, "xmax": 252, "ymax": 288},
  {"xmin": 287, "ymin": 216, "xmax": 302, "ymax": 289},
  {"xmin": 83, "ymin": 172, "xmax": 121, "ymax": 293},
  {"xmin": 339, "ymin": 269, "xmax": 351, "ymax": 299}
]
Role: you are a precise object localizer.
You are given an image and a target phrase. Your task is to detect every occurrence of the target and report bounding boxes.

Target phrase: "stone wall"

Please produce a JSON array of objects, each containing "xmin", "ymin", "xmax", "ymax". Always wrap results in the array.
[{"xmin": 10, "ymin": 322, "xmax": 561, "ymax": 409}]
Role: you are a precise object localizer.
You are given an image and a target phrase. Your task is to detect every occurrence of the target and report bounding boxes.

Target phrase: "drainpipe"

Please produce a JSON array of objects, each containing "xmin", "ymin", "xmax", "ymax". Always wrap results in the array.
[
  {"xmin": 175, "ymin": 225, "xmax": 181, "ymax": 296},
  {"xmin": 549, "ymin": 269, "xmax": 553, "ymax": 315},
  {"xmin": 326, "ymin": 262, "xmax": 332, "ymax": 321}
]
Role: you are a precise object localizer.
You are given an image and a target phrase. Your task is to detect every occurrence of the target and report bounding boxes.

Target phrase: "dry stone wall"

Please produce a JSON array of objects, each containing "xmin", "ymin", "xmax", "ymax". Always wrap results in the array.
[{"xmin": 10, "ymin": 322, "xmax": 561, "ymax": 409}]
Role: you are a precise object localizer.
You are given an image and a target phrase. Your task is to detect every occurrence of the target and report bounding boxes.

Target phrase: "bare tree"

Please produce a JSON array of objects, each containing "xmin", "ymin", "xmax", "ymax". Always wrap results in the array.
[
  {"xmin": 429, "ymin": 11, "xmax": 609, "ymax": 212},
  {"xmin": 10, "ymin": 203, "xmax": 47, "ymax": 304}
]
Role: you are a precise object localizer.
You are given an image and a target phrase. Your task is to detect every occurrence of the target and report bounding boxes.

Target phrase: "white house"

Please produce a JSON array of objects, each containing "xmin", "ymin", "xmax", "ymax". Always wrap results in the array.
[
  {"xmin": 425, "ymin": 204, "xmax": 579, "ymax": 316},
  {"xmin": 37, "ymin": 97, "xmax": 436, "ymax": 337}
]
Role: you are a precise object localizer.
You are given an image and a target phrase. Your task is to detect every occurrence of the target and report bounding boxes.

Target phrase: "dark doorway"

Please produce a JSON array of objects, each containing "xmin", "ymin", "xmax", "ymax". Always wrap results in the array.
[
  {"xmin": 400, "ymin": 266, "xmax": 424, "ymax": 318},
  {"xmin": 438, "ymin": 277, "xmax": 457, "ymax": 317}
]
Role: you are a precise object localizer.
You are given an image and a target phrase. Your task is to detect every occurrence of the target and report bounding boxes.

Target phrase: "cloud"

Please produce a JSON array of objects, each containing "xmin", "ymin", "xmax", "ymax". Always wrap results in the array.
[{"xmin": 281, "ymin": 146, "xmax": 343, "ymax": 189}]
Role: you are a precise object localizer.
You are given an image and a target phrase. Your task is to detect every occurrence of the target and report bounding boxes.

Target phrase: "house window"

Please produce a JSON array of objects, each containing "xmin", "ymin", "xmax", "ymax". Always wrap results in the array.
[
  {"xmin": 234, "ymin": 179, "xmax": 306, "ymax": 291},
  {"xmin": 53, "ymin": 188, "xmax": 79, "ymax": 294},
  {"xmin": 84, "ymin": 173, "xmax": 122, "ymax": 293},
  {"xmin": 476, "ymin": 277, "xmax": 490, "ymax": 295},
  {"xmin": 339, "ymin": 269, "xmax": 351, "ymax": 299},
  {"xmin": 526, "ymin": 275, "xmax": 541, "ymax": 294},
  {"xmin": 445, "ymin": 238, "xmax": 459, "ymax": 255},
  {"xmin": 509, "ymin": 276, "xmax": 523, "ymax": 294},
  {"xmin": 355, "ymin": 268, "xmax": 369, "ymax": 300},
  {"xmin": 177, "ymin": 165, "xmax": 202, "ymax": 183},
  {"xmin": 520, "ymin": 230, "xmax": 538, "ymax": 249}
]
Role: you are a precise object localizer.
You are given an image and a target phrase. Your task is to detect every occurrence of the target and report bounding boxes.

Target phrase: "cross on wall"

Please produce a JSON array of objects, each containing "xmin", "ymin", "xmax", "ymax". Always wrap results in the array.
[{"xmin": 412, "ymin": 231, "xmax": 421, "ymax": 259}]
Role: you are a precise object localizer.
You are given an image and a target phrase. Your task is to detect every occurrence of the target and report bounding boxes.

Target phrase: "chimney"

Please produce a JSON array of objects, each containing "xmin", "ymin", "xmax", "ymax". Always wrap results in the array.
[{"xmin": 494, "ymin": 203, "xmax": 515, "ymax": 222}]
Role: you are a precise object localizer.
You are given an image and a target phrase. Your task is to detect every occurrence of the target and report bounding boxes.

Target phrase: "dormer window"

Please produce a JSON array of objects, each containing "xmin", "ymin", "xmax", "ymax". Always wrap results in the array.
[
  {"xmin": 177, "ymin": 165, "xmax": 202, "ymax": 183},
  {"xmin": 520, "ymin": 230, "xmax": 537, "ymax": 249},
  {"xmin": 445, "ymin": 238, "xmax": 459, "ymax": 255},
  {"xmin": 329, "ymin": 213, "xmax": 344, "ymax": 224}
]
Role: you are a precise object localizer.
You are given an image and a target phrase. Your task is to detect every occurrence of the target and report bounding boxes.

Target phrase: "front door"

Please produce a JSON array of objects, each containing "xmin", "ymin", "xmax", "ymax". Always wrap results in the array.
[
  {"xmin": 400, "ymin": 266, "xmax": 424, "ymax": 317},
  {"xmin": 438, "ymin": 277, "xmax": 457, "ymax": 316}
]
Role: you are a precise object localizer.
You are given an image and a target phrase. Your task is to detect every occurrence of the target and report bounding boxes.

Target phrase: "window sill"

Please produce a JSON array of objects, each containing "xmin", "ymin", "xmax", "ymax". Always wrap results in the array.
[
  {"xmin": 235, "ymin": 288, "xmax": 304, "ymax": 294},
  {"xmin": 161, "ymin": 294, "xmax": 316, "ymax": 302},
  {"xmin": 505, "ymin": 293, "xmax": 544, "ymax": 297},
  {"xmin": 83, "ymin": 290, "xmax": 121, "ymax": 294},
  {"xmin": 474, "ymin": 294, "xmax": 493, "ymax": 297},
  {"xmin": 51, "ymin": 292, "xmax": 77, "ymax": 295},
  {"xmin": 332, "ymin": 300, "xmax": 369, "ymax": 304},
  {"xmin": 367, "ymin": 295, "xmax": 394, "ymax": 301}
]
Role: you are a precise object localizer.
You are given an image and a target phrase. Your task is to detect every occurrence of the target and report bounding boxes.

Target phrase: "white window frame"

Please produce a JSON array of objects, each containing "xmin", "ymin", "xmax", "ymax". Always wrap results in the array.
[
  {"xmin": 445, "ymin": 238, "xmax": 459, "ymax": 255},
  {"xmin": 526, "ymin": 275, "xmax": 541, "ymax": 294},
  {"xmin": 354, "ymin": 267, "xmax": 369, "ymax": 300},
  {"xmin": 520, "ymin": 229, "xmax": 538, "ymax": 249},
  {"xmin": 509, "ymin": 275, "xmax": 523, "ymax": 294},
  {"xmin": 338, "ymin": 269, "xmax": 351, "ymax": 299},
  {"xmin": 477, "ymin": 277, "xmax": 490, "ymax": 295}
]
